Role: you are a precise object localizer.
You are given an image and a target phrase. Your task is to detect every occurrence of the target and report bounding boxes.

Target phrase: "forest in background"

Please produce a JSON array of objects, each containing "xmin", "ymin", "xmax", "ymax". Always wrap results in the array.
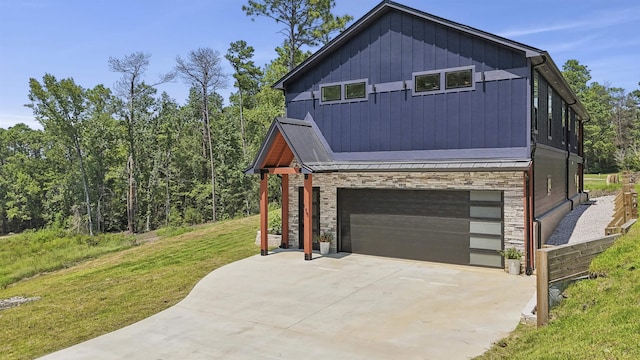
[
  {"xmin": 1, "ymin": 0, "xmax": 639, "ymax": 236},
  {"xmin": 0, "ymin": 0, "xmax": 352, "ymax": 235}
]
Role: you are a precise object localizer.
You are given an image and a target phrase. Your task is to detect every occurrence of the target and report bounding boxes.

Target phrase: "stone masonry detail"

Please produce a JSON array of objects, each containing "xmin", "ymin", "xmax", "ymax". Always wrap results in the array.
[{"xmin": 287, "ymin": 171, "xmax": 526, "ymax": 255}]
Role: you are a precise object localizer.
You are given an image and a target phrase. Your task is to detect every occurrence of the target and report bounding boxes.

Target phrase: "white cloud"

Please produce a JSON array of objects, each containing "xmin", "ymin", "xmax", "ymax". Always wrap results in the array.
[
  {"xmin": 499, "ymin": 21, "xmax": 588, "ymax": 38},
  {"xmin": 498, "ymin": 6, "xmax": 640, "ymax": 38}
]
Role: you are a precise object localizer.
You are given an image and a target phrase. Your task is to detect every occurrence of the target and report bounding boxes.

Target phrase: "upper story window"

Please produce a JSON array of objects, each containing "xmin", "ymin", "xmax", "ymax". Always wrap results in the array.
[
  {"xmin": 575, "ymin": 116, "xmax": 580, "ymax": 150},
  {"xmin": 445, "ymin": 69, "xmax": 473, "ymax": 89},
  {"xmin": 321, "ymin": 85, "xmax": 341, "ymax": 102},
  {"xmin": 345, "ymin": 82, "xmax": 366, "ymax": 100},
  {"xmin": 533, "ymin": 72, "xmax": 539, "ymax": 133},
  {"xmin": 415, "ymin": 72, "xmax": 440, "ymax": 92},
  {"xmin": 547, "ymin": 85, "xmax": 553, "ymax": 140},
  {"xmin": 412, "ymin": 65, "xmax": 475, "ymax": 96},
  {"xmin": 319, "ymin": 79, "xmax": 368, "ymax": 104},
  {"xmin": 561, "ymin": 100, "xmax": 566, "ymax": 145}
]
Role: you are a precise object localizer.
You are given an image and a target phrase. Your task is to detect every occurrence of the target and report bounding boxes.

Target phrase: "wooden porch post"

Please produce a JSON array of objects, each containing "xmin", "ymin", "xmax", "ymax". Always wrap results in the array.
[
  {"xmin": 303, "ymin": 173, "xmax": 313, "ymax": 260},
  {"xmin": 281, "ymin": 174, "xmax": 289, "ymax": 248},
  {"xmin": 260, "ymin": 171, "xmax": 268, "ymax": 256}
]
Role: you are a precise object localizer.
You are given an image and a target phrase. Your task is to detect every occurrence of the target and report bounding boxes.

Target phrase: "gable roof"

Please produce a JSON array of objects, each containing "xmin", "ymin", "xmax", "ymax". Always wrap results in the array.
[
  {"xmin": 273, "ymin": 0, "xmax": 544, "ymax": 91},
  {"xmin": 272, "ymin": 0, "xmax": 588, "ymax": 120},
  {"xmin": 245, "ymin": 117, "xmax": 332, "ymax": 174}
]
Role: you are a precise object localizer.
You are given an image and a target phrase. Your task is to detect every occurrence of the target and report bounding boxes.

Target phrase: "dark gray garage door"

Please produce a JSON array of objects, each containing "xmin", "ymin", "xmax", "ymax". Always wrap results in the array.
[{"xmin": 338, "ymin": 189, "xmax": 504, "ymax": 267}]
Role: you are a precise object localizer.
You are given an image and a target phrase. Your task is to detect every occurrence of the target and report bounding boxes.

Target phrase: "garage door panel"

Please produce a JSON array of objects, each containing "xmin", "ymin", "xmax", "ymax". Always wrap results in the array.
[
  {"xmin": 338, "ymin": 188, "xmax": 503, "ymax": 267},
  {"xmin": 340, "ymin": 189, "xmax": 470, "ymax": 219},
  {"xmin": 350, "ymin": 214, "xmax": 470, "ymax": 236},
  {"xmin": 350, "ymin": 214, "xmax": 469, "ymax": 263}
]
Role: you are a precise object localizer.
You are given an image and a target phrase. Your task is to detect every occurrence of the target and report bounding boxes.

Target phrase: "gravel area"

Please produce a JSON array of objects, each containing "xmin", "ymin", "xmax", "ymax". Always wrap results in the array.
[
  {"xmin": 0, "ymin": 296, "xmax": 41, "ymax": 311},
  {"xmin": 546, "ymin": 195, "xmax": 615, "ymax": 245}
]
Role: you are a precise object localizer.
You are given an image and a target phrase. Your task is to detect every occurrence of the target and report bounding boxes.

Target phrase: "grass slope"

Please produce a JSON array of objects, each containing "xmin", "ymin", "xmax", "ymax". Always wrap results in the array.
[
  {"xmin": 0, "ymin": 230, "xmax": 134, "ymax": 288},
  {"xmin": 476, "ymin": 223, "xmax": 640, "ymax": 359},
  {"xmin": 0, "ymin": 215, "xmax": 259, "ymax": 360}
]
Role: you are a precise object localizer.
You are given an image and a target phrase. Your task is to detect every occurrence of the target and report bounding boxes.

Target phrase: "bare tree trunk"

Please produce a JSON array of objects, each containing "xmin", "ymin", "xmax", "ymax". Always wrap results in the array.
[
  {"xmin": 127, "ymin": 88, "xmax": 137, "ymax": 233},
  {"xmin": 74, "ymin": 135, "xmax": 94, "ymax": 236},
  {"xmin": 203, "ymin": 90, "xmax": 216, "ymax": 222},
  {"xmin": 165, "ymin": 150, "xmax": 171, "ymax": 226},
  {"xmin": 239, "ymin": 89, "xmax": 247, "ymax": 156}
]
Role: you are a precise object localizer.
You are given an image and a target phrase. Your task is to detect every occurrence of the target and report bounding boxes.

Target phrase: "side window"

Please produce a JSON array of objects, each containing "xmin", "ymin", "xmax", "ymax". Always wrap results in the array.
[
  {"xmin": 561, "ymin": 101, "xmax": 566, "ymax": 145},
  {"xmin": 533, "ymin": 72, "xmax": 538, "ymax": 133},
  {"xmin": 547, "ymin": 85, "xmax": 553, "ymax": 140}
]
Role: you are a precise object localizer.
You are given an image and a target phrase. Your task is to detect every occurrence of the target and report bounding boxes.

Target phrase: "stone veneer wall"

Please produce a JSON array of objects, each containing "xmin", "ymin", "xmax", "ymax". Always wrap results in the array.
[{"xmin": 287, "ymin": 171, "xmax": 526, "ymax": 254}]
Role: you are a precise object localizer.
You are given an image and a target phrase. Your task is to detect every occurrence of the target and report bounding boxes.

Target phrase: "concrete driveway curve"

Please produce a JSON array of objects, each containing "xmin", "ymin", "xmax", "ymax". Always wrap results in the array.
[{"xmin": 40, "ymin": 250, "xmax": 535, "ymax": 360}]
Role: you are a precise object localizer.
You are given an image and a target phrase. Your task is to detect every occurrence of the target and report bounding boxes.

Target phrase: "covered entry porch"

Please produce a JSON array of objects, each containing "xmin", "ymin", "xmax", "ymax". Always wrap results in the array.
[{"xmin": 246, "ymin": 117, "xmax": 333, "ymax": 261}]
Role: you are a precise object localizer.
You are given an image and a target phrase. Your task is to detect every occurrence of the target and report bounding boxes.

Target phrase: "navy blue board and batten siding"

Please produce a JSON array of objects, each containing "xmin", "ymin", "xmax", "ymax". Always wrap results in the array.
[
  {"xmin": 532, "ymin": 70, "xmax": 583, "ymax": 217},
  {"xmin": 284, "ymin": 10, "xmax": 529, "ymax": 156}
]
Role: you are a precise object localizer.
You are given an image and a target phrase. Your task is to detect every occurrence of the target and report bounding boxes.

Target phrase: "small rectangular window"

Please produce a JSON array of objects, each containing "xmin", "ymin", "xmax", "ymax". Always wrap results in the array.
[
  {"xmin": 547, "ymin": 176, "xmax": 552, "ymax": 195},
  {"xmin": 321, "ymin": 85, "xmax": 341, "ymax": 102},
  {"xmin": 533, "ymin": 72, "xmax": 539, "ymax": 133},
  {"xmin": 470, "ymin": 221, "xmax": 502, "ymax": 236},
  {"xmin": 445, "ymin": 69, "xmax": 472, "ymax": 89},
  {"xmin": 561, "ymin": 101, "xmax": 566, "ymax": 145},
  {"xmin": 470, "ymin": 252, "xmax": 502, "ymax": 267},
  {"xmin": 345, "ymin": 82, "xmax": 366, "ymax": 100},
  {"xmin": 470, "ymin": 191, "xmax": 501, "ymax": 202},
  {"xmin": 415, "ymin": 73, "xmax": 440, "ymax": 92},
  {"xmin": 470, "ymin": 206, "xmax": 502, "ymax": 219},
  {"xmin": 547, "ymin": 85, "xmax": 553, "ymax": 140}
]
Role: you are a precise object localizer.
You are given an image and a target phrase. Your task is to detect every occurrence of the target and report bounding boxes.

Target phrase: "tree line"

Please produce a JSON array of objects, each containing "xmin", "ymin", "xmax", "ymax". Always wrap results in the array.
[
  {"xmin": 562, "ymin": 60, "xmax": 640, "ymax": 173},
  {"xmin": 1, "ymin": 1, "xmax": 639, "ymax": 236},
  {"xmin": 0, "ymin": 0, "xmax": 351, "ymax": 235}
]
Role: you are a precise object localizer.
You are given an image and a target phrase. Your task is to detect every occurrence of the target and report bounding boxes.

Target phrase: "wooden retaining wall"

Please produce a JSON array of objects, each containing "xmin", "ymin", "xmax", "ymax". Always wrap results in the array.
[
  {"xmin": 605, "ymin": 175, "xmax": 638, "ymax": 235},
  {"xmin": 536, "ymin": 234, "xmax": 620, "ymax": 327}
]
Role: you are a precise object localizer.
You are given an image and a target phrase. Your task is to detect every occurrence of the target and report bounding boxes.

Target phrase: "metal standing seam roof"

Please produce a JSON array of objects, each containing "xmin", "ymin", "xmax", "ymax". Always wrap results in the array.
[
  {"xmin": 246, "ymin": 117, "xmax": 532, "ymax": 175},
  {"xmin": 245, "ymin": 117, "xmax": 332, "ymax": 174}
]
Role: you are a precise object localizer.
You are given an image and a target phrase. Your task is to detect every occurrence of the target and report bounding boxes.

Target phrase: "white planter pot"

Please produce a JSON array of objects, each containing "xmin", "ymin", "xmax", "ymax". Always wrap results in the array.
[
  {"xmin": 506, "ymin": 259, "xmax": 521, "ymax": 275},
  {"xmin": 319, "ymin": 242, "xmax": 330, "ymax": 255}
]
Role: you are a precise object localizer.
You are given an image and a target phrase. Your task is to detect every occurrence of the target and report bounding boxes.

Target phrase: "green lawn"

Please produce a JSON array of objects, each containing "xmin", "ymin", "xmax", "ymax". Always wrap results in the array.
[
  {"xmin": 0, "ymin": 229, "xmax": 135, "ymax": 289},
  {"xmin": 584, "ymin": 172, "xmax": 640, "ymax": 197},
  {"xmin": 0, "ymin": 215, "xmax": 259, "ymax": 360},
  {"xmin": 476, "ymin": 223, "xmax": 640, "ymax": 359}
]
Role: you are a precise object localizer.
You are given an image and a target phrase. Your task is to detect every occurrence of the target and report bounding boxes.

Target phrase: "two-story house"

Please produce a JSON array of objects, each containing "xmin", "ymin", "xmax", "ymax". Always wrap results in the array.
[{"xmin": 247, "ymin": 0, "xmax": 588, "ymax": 274}]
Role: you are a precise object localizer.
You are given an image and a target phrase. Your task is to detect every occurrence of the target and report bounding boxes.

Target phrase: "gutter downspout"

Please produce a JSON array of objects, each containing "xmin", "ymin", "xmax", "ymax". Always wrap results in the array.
[
  {"xmin": 580, "ymin": 117, "xmax": 590, "ymax": 198},
  {"xmin": 524, "ymin": 164, "xmax": 534, "ymax": 275},
  {"xmin": 527, "ymin": 58, "xmax": 546, "ymax": 272},
  {"xmin": 566, "ymin": 100, "xmax": 576, "ymax": 210}
]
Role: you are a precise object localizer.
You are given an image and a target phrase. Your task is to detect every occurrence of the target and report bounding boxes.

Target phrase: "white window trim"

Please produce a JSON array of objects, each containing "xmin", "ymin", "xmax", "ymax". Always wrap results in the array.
[
  {"xmin": 412, "ymin": 65, "xmax": 476, "ymax": 96},
  {"xmin": 319, "ymin": 79, "xmax": 369, "ymax": 105}
]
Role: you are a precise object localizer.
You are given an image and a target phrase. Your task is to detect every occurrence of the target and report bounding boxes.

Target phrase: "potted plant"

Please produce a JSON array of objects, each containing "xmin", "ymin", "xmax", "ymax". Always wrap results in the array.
[
  {"xmin": 317, "ymin": 231, "xmax": 333, "ymax": 255},
  {"xmin": 498, "ymin": 247, "xmax": 522, "ymax": 275}
]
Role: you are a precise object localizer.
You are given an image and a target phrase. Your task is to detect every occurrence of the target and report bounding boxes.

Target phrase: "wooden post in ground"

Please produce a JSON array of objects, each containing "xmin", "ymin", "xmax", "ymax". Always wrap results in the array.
[
  {"xmin": 536, "ymin": 249, "xmax": 549, "ymax": 327},
  {"xmin": 281, "ymin": 174, "xmax": 289, "ymax": 248},
  {"xmin": 259, "ymin": 172, "xmax": 268, "ymax": 256},
  {"xmin": 303, "ymin": 174, "xmax": 313, "ymax": 261}
]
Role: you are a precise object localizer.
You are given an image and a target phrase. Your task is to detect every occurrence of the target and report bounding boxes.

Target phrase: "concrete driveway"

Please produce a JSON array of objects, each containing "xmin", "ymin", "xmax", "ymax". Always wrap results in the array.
[{"xmin": 40, "ymin": 250, "xmax": 535, "ymax": 360}]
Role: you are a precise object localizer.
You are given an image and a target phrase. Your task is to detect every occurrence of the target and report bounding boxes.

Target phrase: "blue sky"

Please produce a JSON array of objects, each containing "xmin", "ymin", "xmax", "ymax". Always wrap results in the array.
[{"xmin": 1, "ymin": 0, "xmax": 639, "ymax": 130}]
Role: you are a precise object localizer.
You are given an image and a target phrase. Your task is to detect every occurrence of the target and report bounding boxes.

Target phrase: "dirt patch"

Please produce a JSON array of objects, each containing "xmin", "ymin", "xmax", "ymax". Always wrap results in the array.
[{"xmin": 0, "ymin": 296, "xmax": 41, "ymax": 311}]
